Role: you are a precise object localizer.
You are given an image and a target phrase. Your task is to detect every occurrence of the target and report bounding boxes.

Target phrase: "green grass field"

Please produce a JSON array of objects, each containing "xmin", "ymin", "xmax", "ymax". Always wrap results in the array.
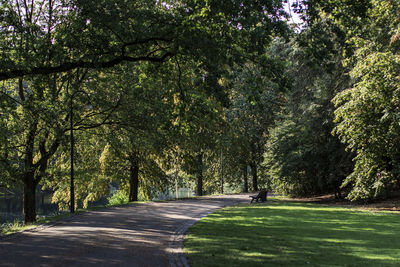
[{"xmin": 184, "ymin": 198, "xmax": 400, "ymax": 266}]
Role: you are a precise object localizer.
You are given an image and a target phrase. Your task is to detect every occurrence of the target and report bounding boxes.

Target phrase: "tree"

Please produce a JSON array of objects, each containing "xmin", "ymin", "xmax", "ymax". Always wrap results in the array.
[
  {"xmin": 0, "ymin": 0, "xmax": 289, "ymax": 223},
  {"xmin": 264, "ymin": 11, "xmax": 354, "ymax": 197},
  {"xmin": 333, "ymin": 0, "xmax": 400, "ymax": 200},
  {"xmin": 223, "ymin": 54, "xmax": 287, "ymax": 193},
  {"xmin": 176, "ymin": 71, "xmax": 224, "ymax": 196},
  {"xmin": 99, "ymin": 63, "xmax": 174, "ymax": 202},
  {"xmin": 43, "ymin": 128, "xmax": 109, "ymax": 210},
  {"xmin": 0, "ymin": 0, "xmax": 288, "ymax": 82}
]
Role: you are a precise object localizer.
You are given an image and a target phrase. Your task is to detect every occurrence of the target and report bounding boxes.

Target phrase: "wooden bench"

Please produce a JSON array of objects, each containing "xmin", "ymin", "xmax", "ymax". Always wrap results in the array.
[{"xmin": 249, "ymin": 189, "xmax": 268, "ymax": 203}]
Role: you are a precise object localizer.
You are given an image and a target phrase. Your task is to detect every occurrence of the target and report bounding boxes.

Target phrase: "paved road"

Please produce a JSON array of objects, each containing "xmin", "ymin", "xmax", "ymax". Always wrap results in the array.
[{"xmin": 0, "ymin": 194, "xmax": 249, "ymax": 267}]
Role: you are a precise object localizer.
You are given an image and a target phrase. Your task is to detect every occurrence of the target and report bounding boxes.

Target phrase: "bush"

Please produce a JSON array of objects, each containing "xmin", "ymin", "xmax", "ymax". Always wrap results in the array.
[{"xmin": 107, "ymin": 190, "xmax": 129, "ymax": 206}]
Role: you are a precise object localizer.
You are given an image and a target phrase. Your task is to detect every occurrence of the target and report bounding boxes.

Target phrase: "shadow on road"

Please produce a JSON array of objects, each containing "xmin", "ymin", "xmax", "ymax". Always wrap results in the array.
[{"xmin": 0, "ymin": 194, "xmax": 250, "ymax": 267}]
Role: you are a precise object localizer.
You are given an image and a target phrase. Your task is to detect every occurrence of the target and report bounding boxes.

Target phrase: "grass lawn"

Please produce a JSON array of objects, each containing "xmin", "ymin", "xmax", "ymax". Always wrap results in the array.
[{"xmin": 184, "ymin": 198, "xmax": 400, "ymax": 266}]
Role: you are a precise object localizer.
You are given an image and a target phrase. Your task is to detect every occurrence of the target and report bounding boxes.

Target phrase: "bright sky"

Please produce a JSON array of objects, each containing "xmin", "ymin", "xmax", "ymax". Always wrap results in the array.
[{"xmin": 284, "ymin": 0, "xmax": 303, "ymax": 25}]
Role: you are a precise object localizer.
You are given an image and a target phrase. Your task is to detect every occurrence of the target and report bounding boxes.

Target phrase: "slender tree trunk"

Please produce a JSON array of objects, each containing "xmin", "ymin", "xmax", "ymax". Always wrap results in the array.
[
  {"xmin": 23, "ymin": 120, "xmax": 38, "ymax": 224},
  {"xmin": 220, "ymin": 150, "xmax": 224, "ymax": 194},
  {"xmin": 4, "ymin": 187, "xmax": 11, "ymax": 213},
  {"xmin": 22, "ymin": 172, "xmax": 38, "ymax": 224},
  {"xmin": 196, "ymin": 152, "xmax": 203, "ymax": 196},
  {"xmin": 250, "ymin": 163, "xmax": 258, "ymax": 192},
  {"xmin": 243, "ymin": 165, "xmax": 248, "ymax": 193},
  {"xmin": 335, "ymin": 178, "xmax": 342, "ymax": 199},
  {"xmin": 175, "ymin": 164, "xmax": 179, "ymax": 199},
  {"xmin": 175, "ymin": 156, "xmax": 179, "ymax": 199},
  {"xmin": 6, "ymin": 196, "xmax": 11, "ymax": 214},
  {"xmin": 129, "ymin": 155, "xmax": 139, "ymax": 202}
]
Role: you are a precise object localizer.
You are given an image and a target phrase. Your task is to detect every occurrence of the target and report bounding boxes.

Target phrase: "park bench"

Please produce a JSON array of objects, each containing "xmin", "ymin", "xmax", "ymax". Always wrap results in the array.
[{"xmin": 249, "ymin": 189, "xmax": 268, "ymax": 203}]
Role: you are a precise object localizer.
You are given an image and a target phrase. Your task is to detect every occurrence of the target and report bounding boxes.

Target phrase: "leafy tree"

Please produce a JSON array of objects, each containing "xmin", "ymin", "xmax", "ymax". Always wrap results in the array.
[
  {"xmin": 224, "ymin": 57, "xmax": 286, "ymax": 193},
  {"xmin": 44, "ymin": 128, "xmax": 109, "ymax": 210},
  {"xmin": 0, "ymin": 74, "xmax": 71, "ymax": 223},
  {"xmin": 264, "ymin": 13, "xmax": 354, "ymax": 197},
  {"xmin": 0, "ymin": 0, "xmax": 287, "ymax": 82},
  {"xmin": 44, "ymin": 62, "xmax": 176, "ymax": 206},
  {"xmin": 175, "ymin": 67, "xmax": 225, "ymax": 196},
  {"xmin": 0, "ymin": 0, "xmax": 290, "ymax": 223},
  {"xmin": 0, "ymin": 0, "xmax": 129, "ymax": 223},
  {"xmin": 99, "ymin": 63, "xmax": 174, "ymax": 202},
  {"xmin": 333, "ymin": 0, "xmax": 400, "ymax": 200},
  {"xmin": 0, "ymin": 68, "xmax": 124, "ymax": 222}
]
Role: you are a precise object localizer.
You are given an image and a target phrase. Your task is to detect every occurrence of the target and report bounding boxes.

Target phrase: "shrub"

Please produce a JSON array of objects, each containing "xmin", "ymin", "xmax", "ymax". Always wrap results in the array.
[{"xmin": 107, "ymin": 190, "xmax": 129, "ymax": 206}]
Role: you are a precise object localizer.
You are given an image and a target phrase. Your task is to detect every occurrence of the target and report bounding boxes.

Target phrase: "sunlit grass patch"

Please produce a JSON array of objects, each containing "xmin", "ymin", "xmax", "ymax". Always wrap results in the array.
[
  {"xmin": 0, "ymin": 212, "xmax": 76, "ymax": 236},
  {"xmin": 0, "ymin": 220, "xmax": 36, "ymax": 235},
  {"xmin": 184, "ymin": 198, "xmax": 400, "ymax": 267}
]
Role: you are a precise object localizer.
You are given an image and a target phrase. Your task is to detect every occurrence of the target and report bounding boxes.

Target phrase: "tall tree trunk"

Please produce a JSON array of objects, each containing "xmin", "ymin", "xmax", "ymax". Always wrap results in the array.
[
  {"xmin": 175, "ymin": 163, "xmax": 179, "ymax": 199},
  {"xmin": 6, "ymin": 197, "xmax": 11, "ymax": 214},
  {"xmin": 220, "ymin": 150, "xmax": 224, "ymax": 194},
  {"xmin": 243, "ymin": 165, "xmax": 248, "ymax": 193},
  {"xmin": 18, "ymin": 78, "xmax": 61, "ymax": 223},
  {"xmin": 335, "ymin": 177, "xmax": 343, "ymax": 199},
  {"xmin": 22, "ymin": 120, "xmax": 38, "ymax": 224},
  {"xmin": 196, "ymin": 152, "xmax": 203, "ymax": 196},
  {"xmin": 22, "ymin": 172, "xmax": 38, "ymax": 224},
  {"xmin": 21, "ymin": 138, "xmax": 59, "ymax": 224},
  {"xmin": 6, "ymin": 190, "xmax": 11, "ymax": 214},
  {"xmin": 250, "ymin": 162, "xmax": 258, "ymax": 192},
  {"xmin": 129, "ymin": 155, "xmax": 139, "ymax": 202}
]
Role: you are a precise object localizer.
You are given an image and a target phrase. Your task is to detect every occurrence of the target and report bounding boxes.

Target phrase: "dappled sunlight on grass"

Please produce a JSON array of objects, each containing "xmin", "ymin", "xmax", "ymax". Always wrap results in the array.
[{"xmin": 184, "ymin": 197, "xmax": 400, "ymax": 266}]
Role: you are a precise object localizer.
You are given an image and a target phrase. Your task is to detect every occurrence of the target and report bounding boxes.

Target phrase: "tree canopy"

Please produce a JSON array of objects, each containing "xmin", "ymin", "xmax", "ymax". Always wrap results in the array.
[{"xmin": 1, "ymin": 0, "xmax": 400, "ymax": 224}]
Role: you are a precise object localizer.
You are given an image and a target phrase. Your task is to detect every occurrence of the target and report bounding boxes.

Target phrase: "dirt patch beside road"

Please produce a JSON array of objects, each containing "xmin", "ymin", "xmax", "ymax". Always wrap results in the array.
[{"xmin": 285, "ymin": 193, "xmax": 400, "ymax": 212}]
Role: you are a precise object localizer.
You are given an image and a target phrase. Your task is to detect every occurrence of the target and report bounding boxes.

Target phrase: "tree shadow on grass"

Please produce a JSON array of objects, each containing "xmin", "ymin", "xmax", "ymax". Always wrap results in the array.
[{"xmin": 185, "ymin": 200, "xmax": 400, "ymax": 267}]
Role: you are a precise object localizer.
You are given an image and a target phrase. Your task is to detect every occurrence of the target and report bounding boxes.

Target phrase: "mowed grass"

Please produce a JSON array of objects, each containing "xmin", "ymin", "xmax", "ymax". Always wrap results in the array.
[{"xmin": 184, "ymin": 198, "xmax": 400, "ymax": 267}]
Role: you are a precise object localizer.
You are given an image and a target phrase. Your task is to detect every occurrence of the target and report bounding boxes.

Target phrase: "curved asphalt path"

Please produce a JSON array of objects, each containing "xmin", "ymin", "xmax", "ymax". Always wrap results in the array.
[{"xmin": 0, "ymin": 194, "xmax": 249, "ymax": 267}]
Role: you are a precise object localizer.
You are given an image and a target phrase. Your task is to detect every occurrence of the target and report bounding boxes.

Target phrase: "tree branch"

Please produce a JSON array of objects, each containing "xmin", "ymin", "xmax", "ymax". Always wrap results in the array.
[{"xmin": 0, "ymin": 52, "xmax": 174, "ymax": 81}]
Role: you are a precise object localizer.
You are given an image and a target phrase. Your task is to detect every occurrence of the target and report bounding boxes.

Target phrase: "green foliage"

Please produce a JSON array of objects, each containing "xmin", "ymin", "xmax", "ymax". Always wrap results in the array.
[
  {"xmin": 264, "ymin": 26, "xmax": 353, "ymax": 197},
  {"xmin": 4, "ymin": 0, "xmax": 399, "ymax": 222},
  {"xmin": 0, "ymin": 220, "xmax": 28, "ymax": 236},
  {"xmin": 107, "ymin": 190, "xmax": 129, "ymax": 206},
  {"xmin": 264, "ymin": 0, "xmax": 400, "ymax": 201},
  {"xmin": 334, "ymin": 51, "xmax": 400, "ymax": 199},
  {"xmin": 185, "ymin": 199, "xmax": 400, "ymax": 266},
  {"xmin": 266, "ymin": 114, "xmax": 352, "ymax": 197},
  {"xmin": 332, "ymin": 0, "xmax": 400, "ymax": 200},
  {"xmin": 0, "ymin": 0, "xmax": 291, "ymax": 222},
  {"xmin": 217, "ymin": 53, "xmax": 288, "ymax": 193}
]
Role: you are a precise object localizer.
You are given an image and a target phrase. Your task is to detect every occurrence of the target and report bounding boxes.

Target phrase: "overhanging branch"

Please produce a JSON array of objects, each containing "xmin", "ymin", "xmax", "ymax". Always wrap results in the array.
[{"xmin": 0, "ymin": 52, "xmax": 173, "ymax": 82}]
